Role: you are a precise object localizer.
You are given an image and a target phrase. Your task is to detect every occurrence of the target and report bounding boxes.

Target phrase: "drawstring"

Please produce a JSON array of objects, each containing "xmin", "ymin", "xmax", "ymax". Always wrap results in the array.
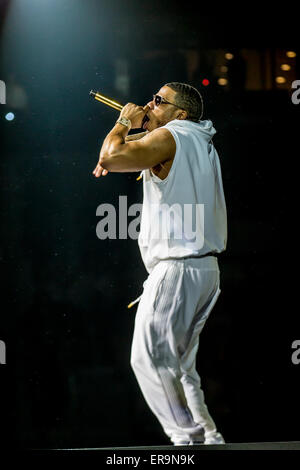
[
  {"xmin": 127, "ymin": 278, "xmax": 148, "ymax": 309},
  {"xmin": 127, "ymin": 294, "xmax": 142, "ymax": 309}
]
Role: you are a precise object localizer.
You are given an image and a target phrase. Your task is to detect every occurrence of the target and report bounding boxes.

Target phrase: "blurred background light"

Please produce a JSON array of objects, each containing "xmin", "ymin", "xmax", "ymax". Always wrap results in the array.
[
  {"xmin": 202, "ymin": 78, "xmax": 210, "ymax": 86},
  {"xmin": 5, "ymin": 112, "xmax": 15, "ymax": 120},
  {"xmin": 286, "ymin": 51, "xmax": 296, "ymax": 58},
  {"xmin": 225, "ymin": 52, "xmax": 234, "ymax": 60},
  {"xmin": 218, "ymin": 78, "xmax": 228, "ymax": 86},
  {"xmin": 280, "ymin": 64, "xmax": 291, "ymax": 71},
  {"xmin": 275, "ymin": 76, "xmax": 286, "ymax": 84}
]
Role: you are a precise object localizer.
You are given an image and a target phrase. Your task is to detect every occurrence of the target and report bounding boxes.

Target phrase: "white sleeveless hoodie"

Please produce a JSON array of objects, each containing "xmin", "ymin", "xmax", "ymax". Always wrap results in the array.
[{"xmin": 138, "ymin": 119, "xmax": 227, "ymax": 274}]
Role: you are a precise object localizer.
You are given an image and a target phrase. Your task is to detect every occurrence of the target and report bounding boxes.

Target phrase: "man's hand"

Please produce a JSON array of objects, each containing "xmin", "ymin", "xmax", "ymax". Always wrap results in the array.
[
  {"xmin": 119, "ymin": 103, "xmax": 149, "ymax": 129},
  {"xmin": 93, "ymin": 163, "xmax": 109, "ymax": 178}
]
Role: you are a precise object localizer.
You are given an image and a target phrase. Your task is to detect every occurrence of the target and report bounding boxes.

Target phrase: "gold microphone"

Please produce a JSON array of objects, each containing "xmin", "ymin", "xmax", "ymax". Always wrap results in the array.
[
  {"xmin": 89, "ymin": 90, "xmax": 123, "ymax": 111},
  {"xmin": 89, "ymin": 90, "xmax": 146, "ymax": 181}
]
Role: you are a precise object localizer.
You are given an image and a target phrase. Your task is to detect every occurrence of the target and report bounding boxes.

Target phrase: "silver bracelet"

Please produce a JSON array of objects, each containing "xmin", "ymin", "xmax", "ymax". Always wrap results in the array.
[{"xmin": 116, "ymin": 116, "xmax": 131, "ymax": 130}]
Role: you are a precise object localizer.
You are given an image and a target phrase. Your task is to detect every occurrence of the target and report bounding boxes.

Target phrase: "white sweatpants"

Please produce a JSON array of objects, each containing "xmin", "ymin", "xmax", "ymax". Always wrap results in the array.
[{"xmin": 130, "ymin": 256, "xmax": 221, "ymax": 444}]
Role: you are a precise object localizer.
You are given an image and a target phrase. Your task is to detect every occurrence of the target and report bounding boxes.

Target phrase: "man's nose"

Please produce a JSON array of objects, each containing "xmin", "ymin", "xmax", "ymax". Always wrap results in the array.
[{"xmin": 146, "ymin": 100, "xmax": 154, "ymax": 110}]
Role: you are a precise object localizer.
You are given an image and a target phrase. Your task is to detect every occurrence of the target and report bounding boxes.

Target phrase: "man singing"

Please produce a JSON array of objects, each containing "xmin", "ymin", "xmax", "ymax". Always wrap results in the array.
[{"xmin": 93, "ymin": 82, "xmax": 227, "ymax": 445}]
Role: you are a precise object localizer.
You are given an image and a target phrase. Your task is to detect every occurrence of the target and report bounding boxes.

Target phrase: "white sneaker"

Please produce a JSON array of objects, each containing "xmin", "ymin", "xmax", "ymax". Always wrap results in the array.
[
  {"xmin": 173, "ymin": 439, "xmax": 205, "ymax": 446},
  {"xmin": 204, "ymin": 432, "xmax": 225, "ymax": 445},
  {"xmin": 173, "ymin": 440, "xmax": 204, "ymax": 446},
  {"xmin": 172, "ymin": 424, "xmax": 205, "ymax": 446}
]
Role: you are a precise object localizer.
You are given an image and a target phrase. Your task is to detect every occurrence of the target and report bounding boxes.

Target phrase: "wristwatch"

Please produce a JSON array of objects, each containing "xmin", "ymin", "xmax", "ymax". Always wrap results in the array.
[{"xmin": 116, "ymin": 116, "xmax": 131, "ymax": 130}]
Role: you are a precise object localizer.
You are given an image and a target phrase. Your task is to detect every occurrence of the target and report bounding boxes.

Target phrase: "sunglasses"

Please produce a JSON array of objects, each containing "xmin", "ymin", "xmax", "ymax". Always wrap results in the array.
[{"xmin": 153, "ymin": 94, "xmax": 184, "ymax": 110}]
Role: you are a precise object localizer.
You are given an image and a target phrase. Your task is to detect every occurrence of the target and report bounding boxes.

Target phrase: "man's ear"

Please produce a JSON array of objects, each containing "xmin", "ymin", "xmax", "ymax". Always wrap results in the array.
[{"xmin": 176, "ymin": 110, "xmax": 188, "ymax": 120}]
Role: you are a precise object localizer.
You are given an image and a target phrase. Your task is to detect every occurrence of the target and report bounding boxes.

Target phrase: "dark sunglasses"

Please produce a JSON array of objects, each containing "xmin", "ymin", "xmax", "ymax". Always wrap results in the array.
[{"xmin": 153, "ymin": 94, "xmax": 184, "ymax": 110}]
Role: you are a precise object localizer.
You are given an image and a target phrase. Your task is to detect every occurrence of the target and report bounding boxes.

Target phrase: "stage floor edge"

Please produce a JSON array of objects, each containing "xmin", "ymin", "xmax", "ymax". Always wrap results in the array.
[{"xmin": 25, "ymin": 441, "xmax": 300, "ymax": 451}]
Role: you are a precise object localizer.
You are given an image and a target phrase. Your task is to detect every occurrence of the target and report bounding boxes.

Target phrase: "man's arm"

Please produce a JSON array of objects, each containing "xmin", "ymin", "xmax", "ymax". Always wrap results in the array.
[
  {"xmin": 98, "ymin": 125, "xmax": 175, "ymax": 173},
  {"xmin": 93, "ymin": 103, "xmax": 150, "ymax": 178},
  {"xmin": 125, "ymin": 131, "xmax": 148, "ymax": 142},
  {"xmin": 92, "ymin": 131, "xmax": 148, "ymax": 178},
  {"xmin": 93, "ymin": 103, "xmax": 176, "ymax": 177}
]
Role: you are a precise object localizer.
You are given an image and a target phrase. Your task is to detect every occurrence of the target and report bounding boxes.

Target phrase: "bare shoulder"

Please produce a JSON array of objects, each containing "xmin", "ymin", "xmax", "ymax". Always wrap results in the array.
[{"xmin": 143, "ymin": 127, "xmax": 175, "ymax": 143}]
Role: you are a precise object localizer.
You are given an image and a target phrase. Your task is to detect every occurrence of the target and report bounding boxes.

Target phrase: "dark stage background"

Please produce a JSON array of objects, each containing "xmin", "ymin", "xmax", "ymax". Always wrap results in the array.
[{"xmin": 0, "ymin": 3, "xmax": 299, "ymax": 449}]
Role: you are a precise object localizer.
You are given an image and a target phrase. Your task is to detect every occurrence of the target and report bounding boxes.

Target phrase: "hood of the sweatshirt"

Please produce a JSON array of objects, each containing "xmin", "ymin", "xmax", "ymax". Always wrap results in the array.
[{"xmin": 165, "ymin": 118, "xmax": 216, "ymax": 141}]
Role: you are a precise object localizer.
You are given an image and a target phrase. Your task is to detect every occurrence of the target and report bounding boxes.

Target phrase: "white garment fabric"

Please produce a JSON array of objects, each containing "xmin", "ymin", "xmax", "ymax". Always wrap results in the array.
[
  {"xmin": 130, "ymin": 256, "xmax": 221, "ymax": 443},
  {"xmin": 138, "ymin": 119, "xmax": 227, "ymax": 274},
  {"xmin": 131, "ymin": 118, "xmax": 227, "ymax": 444}
]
